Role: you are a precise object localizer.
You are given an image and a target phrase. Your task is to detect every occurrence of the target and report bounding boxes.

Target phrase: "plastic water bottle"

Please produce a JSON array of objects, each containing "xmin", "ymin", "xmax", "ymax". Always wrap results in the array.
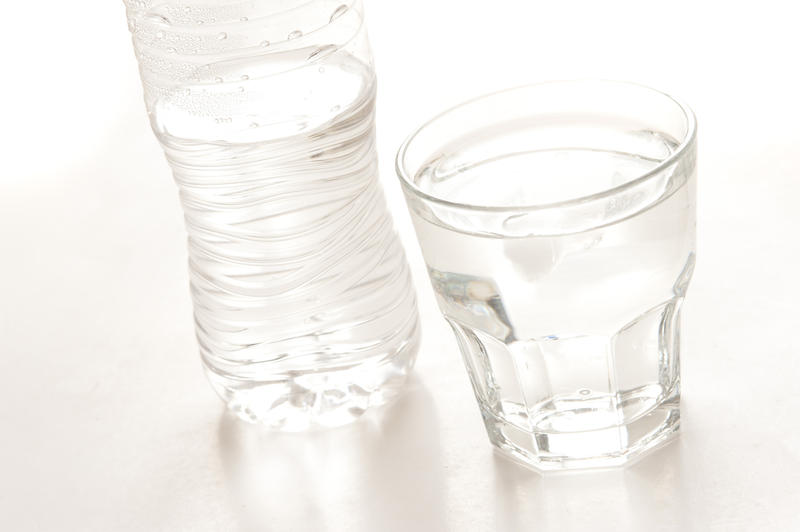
[{"xmin": 125, "ymin": 0, "xmax": 420, "ymax": 429}]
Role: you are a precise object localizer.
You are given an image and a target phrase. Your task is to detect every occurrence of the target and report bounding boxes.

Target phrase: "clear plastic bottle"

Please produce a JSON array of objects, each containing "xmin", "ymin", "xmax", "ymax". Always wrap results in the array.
[{"xmin": 125, "ymin": 0, "xmax": 420, "ymax": 429}]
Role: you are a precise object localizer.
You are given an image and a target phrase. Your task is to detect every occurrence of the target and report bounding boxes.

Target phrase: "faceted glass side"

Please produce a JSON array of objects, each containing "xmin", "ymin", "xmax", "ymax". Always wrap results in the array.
[{"xmin": 449, "ymin": 298, "xmax": 684, "ymax": 471}]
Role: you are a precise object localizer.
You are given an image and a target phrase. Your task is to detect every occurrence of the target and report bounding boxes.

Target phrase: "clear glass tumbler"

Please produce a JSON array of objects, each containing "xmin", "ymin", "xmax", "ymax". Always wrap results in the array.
[
  {"xmin": 397, "ymin": 81, "xmax": 696, "ymax": 470},
  {"xmin": 124, "ymin": 0, "xmax": 420, "ymax": 429}
]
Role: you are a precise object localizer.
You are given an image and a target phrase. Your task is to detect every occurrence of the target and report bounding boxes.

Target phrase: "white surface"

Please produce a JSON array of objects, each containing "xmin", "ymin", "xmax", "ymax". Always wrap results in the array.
[{"xmin": 2, "ymin": 1, "xmax": 800, "ymax": 530}]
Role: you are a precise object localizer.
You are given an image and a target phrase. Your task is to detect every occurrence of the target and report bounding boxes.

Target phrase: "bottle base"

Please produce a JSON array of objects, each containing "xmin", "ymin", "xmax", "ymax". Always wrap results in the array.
[{"xmin": 202, "ymin": 340, "xmax": 419, "ymax": 430}]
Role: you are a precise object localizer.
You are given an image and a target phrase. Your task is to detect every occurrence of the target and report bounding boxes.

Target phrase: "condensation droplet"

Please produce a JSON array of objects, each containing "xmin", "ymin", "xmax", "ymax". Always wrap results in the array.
[
  {"xmin": 240, "ymin": 16, "xmax": 248, "ymax": 22},
  {"xmin": 240, "ymin": 74, "xmax": 249, "ymax": 80},
  {"xmin": 197, "ymin": 20, "xmax": 204, "ymax": 25},
  {"xmin": 183, "ymin": 6, "xmax": 191, "ymax": 13},
  {"xmin": 155, "ymin": 30, "xmax": 165, "ymax": 39},
  {"xmin": 145, "ymin": 14, "xmax": 170, "ymax": 25},
  {"xmin": 307, "ymin": 44, "xmax": 337, "ymax": 61},
  {"xmin": 214, "ymin": 76, "xmax": 223, "ymax": 83},
  {"xmin": 318, "ymin": 67, "xmax": 325, "ymax": 73},
  {"xmin": 249, "ymin": 122, "xmax": 259, "ymax": 128},
  {"xmin": 259, "ymin": 40, "xmax": 270, "ymax": 47},
  {"xmin": 330, "ymin": 4, "xmax": 348, "ymax": 22},
  {"xmin": 237, "ymin": 86, "xmax": 245, "ymax": 92},
  {"xmin": 209, "ymin": 18, "xmax": 216, "ymax": 23},
  {"xmin": 578, "ymin": 389, "xmax": 591, "ymax": 396},
  {"xmin": 217, "ymin": 32, "xmax": 227, "ymax": 40},
  {"xmin": 166, "ymin": 47, "xmax": 176, "ymax": 54},
  {"xmin": 288, "ymin": 30, "xmax": 303, "ymax": 40}
]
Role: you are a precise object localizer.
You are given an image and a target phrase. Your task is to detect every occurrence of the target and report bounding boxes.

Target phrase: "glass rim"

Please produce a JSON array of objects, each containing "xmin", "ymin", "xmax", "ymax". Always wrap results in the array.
[{"xmin": 395, "ymin": 79, "xmax": 697, "ymax": 213}]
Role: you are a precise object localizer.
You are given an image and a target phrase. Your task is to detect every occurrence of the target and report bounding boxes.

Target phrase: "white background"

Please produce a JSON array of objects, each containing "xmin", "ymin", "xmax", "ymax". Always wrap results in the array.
[{"xmin": 2, "ymin": 1, "xmax": 800, "ymax": 530}]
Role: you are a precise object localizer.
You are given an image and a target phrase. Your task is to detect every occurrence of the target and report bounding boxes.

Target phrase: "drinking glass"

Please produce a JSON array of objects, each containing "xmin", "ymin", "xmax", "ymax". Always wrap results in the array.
[{"xmin": 397, "ymin": 81, "xmax": 696, "ymax": 470}]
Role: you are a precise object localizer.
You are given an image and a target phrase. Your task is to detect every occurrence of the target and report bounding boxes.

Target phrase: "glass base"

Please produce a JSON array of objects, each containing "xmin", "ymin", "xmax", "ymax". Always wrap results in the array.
[
  {"xmin": 446, "ymin": 294, "xmax": 686, "ymax": 471},
  {"xmin": 202, "ymin": 341, "xmax": 418, "ymax": 431},
  {"xmin": 482, "ymin": 388, "xmax": 680, "ymax": 472}
]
